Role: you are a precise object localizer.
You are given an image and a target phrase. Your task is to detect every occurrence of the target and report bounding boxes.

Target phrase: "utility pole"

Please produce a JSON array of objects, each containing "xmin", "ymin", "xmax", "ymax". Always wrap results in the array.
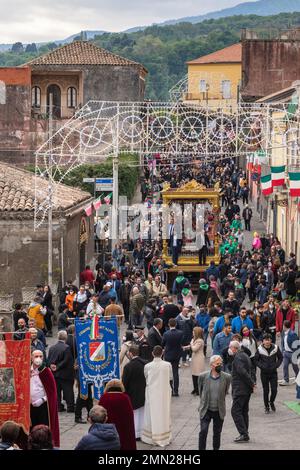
[
  {"xmin": 48, "ymin": 93, "xmax": 53, "ymax": 289},
  {"xmin": 112, "ymin": 106, "xmax": 119, "ymax": 246}
]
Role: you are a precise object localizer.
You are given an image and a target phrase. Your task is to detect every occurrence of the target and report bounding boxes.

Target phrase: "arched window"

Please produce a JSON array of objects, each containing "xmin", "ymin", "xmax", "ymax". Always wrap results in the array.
[
  {"xmin": 32, "ymin": 86, "xmax": 41, "ymax": 108},
  {"xmin": 0, "ymin": 80, "xmax": 6, "ymax": 105},
  {"xmin": 67, "ymin": 87, "xmax": 77, "ymax": 108}
]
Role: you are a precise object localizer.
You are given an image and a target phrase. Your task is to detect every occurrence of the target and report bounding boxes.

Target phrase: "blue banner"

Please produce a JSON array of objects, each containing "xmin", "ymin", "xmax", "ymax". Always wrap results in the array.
[{"xmin": 75, "ymin": 318, "xmax": 120, "ymax": 400}]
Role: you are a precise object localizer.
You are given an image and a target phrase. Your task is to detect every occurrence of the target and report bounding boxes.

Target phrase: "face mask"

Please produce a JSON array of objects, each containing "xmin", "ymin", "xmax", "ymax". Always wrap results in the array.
[
  {"xmin": 228, "ymin": 349, "xmax": 234, "ymax": 356},
  {"xmin": 243, "ymin": 331, "xmax": 250, "ymax": 337},
  {"xmin": 33, "ymin": 358, "xmax": 43, "ymax": 367},
  {"xmin": 215, "ymin": 365, "xmax": 222, "ymax": 373}
]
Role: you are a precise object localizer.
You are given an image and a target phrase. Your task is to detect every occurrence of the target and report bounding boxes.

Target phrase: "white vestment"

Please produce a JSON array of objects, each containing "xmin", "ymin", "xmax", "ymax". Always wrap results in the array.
[
  {"xmin": 134, "ymin": 407, "xmax": 144, "ymax": 438},
  {"xmin": 141, "ymin": 358, "xmax": 172, "ymax": 447}
]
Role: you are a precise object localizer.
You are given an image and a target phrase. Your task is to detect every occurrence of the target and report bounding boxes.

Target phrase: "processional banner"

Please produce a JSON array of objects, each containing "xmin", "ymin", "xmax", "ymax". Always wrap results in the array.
[
  {"xmin": 75, "ymin": 318, "xmax": 120, "ymax": 400},
  {"xmin": 0, "ymin": 338, "xmax": 31, "ymax": 433}
]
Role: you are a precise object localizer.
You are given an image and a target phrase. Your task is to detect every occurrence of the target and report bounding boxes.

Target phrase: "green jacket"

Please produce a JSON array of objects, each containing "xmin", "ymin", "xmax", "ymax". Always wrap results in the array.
[{"xmin": 198, "ymin": 371, "xmax": 231, "ymax": 420}]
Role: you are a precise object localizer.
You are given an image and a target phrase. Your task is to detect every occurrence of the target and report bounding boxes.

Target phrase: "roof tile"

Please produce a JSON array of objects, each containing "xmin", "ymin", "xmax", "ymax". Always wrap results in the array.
[
  {"xmin": 26, "ymin": 40, "xmax": 145, "ymax": 70},
  {"xmin": 187, "ymin": 43, "xmax": 241, "ymax": 65}
]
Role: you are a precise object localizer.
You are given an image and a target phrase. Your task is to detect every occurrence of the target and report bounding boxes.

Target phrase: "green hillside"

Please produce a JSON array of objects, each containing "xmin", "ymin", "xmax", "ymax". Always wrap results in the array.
[{"xmin": 2, "ymin": 12, "xmax": 300, "ymax": 100}]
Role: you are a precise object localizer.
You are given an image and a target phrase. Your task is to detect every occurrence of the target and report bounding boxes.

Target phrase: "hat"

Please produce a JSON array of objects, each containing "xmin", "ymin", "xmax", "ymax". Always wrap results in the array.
[
  {"xmin": 105, "ymin": 282, "xmax": 112, "ymax": 287},
  {"xmin": 134, "ymin": 325, "xmax": 145, "ymax": 330},
  {"xmin": 199, "ymin": 279, "xmax": 206, "ymax": 284}
]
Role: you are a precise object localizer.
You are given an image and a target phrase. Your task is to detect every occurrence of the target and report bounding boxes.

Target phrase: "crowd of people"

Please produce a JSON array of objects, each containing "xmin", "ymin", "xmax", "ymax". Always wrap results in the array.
[{"xmin": 1, "ymin": 157, "xmax": 300, "ymax": 451}]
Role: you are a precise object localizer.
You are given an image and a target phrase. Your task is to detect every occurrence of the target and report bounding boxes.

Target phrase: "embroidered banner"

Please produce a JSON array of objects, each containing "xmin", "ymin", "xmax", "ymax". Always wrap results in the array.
[
  {"xmin": 75, "ymin": 318, "xmax": 120, "ymax": 400},
  {"xmin": 0, "ymin": 339, "xmax": 31, "ymax": 433}
]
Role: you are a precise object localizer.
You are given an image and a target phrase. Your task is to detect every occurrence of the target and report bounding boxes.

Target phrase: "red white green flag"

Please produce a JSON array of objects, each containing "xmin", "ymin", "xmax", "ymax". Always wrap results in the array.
[
  {"xmin": 104, "ymin": 192, "xmax": 112, "ymax": 205},
  {"xmin": 271, "ymin": 165, "xmax": 285, "ymax": 187},
  {"xmin": 261, "ymin": 174, "xmax": 273, "ymax": 196},
  {"xmin": 93, "ymin": 195, "xmax": 103, "ymax": 211},
  {"xmin": 289, "ymin": 171, "xmax": 300, "ymax": 197},
  {"xmin": 85, "ymin": 203, "xmax": 93, "ymax": 216}
]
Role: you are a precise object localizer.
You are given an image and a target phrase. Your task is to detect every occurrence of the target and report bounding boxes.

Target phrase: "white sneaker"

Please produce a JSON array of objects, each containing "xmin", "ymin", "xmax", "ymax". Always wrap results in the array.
[{"xmin": 279, "ymin": 381, "xmax": 289, "ymax": 386}]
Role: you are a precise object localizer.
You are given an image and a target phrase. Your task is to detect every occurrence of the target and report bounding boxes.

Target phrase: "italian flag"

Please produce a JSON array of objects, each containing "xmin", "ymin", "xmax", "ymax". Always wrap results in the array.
[
  {"xmin": 85, "ymin": 203, "xmax": 93, "ymax": 216},
  {"xmin": 90, "ymin": 315, "xmax": 99, "ymax": 340},
  {"xmin": 261, "ymin": 174, "xmax": 273, "ymax": 196},
  {"xmin": 289, "ymin": 171, "xmax": 300, "ymax": 197},
  {"xmin": 271, "ymin": 165, "xmax": 285, "ymax": 187},
  {"xmin": 104, "ymin": 192, "xmax": 112, "ymax": 205},
  {"xmin": 94, "ymin": 197, "xmax": 102, "ymax": 211}
]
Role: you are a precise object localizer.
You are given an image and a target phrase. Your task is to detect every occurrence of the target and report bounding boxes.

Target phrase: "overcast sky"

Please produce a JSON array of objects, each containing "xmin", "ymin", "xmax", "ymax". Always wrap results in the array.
[{"xmin": 0, "ymin": 0, "xmax": 256, "ymax": 43}]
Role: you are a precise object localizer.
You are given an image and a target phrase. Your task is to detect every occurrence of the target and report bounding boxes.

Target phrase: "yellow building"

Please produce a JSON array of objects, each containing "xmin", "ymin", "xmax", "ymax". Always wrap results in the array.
[{"xmin": 185, "ymin": 43, "xmax": 242, "ymax": 108}]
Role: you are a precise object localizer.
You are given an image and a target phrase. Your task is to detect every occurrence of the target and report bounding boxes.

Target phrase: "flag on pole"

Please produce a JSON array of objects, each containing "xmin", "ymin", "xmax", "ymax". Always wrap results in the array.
[
  {"xmin": 93, "ymin": 194, "xmax": 103, "ymax": 211},
  {"xmin": 271, "ymin": 165, "xmax": 285, "ymax": 187},
  {"xmin": 261, "ymin": 174, "xmax": 273, "ymax": 196},
  {"xmin": 104, "ymin": 192, "xmax": 112, "ymax": 205},
  {"xmin": 288, "ymin": 171, "xmax": 300, "ymax": 197},
  {"xmin": 85, "ymin": 203, "xmax": 93, "ymax": 216}
]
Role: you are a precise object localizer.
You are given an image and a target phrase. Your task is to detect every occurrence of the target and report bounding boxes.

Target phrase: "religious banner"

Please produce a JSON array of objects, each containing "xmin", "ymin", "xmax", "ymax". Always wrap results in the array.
[
  {"xmin": 0, "ymin": 338, "xmax": 31, "ymax": 433},
  {"xmin": 75, "ymin": 318, "xmax": 120, "ymax": 400}
]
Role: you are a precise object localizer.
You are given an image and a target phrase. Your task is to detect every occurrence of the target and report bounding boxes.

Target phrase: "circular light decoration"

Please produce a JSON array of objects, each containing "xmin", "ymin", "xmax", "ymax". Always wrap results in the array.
[
  {"xmin": 150, "ymin": 115, "xmax": 175, "ymax": 143},
  {"xmin": 179, "ymin": 115, "xmax": 204, "ymax": 143},
  {"xmin": 208, "ymin": 116, "xmax": 236, "ymax": 145},
  {"xmin": 120, "ymin": 114, "xmax": 144, "ymax": 143},
  {"xmin": 239, "ymin": 114, "xmax": 264, "ymax": 145},
  {"xmin": 80, "ymin": 119, "xmax": 114, "ymax": 153}
]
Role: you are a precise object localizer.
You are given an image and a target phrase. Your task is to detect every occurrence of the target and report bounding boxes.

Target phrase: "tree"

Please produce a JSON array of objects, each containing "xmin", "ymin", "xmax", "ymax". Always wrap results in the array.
[
  {"xmin": 11, "ymin": 42, "xmax": 24, "ymax": 53},
  {"xmin": 25, "ymin": 43, "xmax": 37, "ymax": 53}
]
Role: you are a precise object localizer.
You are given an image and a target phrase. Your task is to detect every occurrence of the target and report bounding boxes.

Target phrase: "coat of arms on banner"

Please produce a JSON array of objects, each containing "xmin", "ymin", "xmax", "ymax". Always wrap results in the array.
[
  {"xmin": 75, "ymin": 318, "xmax": 120, "ymax": 400},
  {"xmin": 89, "ymin": 342, "xmax": 105, "ymax": 362}
]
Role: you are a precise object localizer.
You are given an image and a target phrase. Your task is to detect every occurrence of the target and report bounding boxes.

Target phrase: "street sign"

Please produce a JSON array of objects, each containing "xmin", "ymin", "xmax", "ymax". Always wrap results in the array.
[
  {"xmin": 95, "ymin": 178, "xmax": 113, "ymax": 192},
  {"xmin": 83, "ymin": 178, "xmax": 95, "ymax": 183}
]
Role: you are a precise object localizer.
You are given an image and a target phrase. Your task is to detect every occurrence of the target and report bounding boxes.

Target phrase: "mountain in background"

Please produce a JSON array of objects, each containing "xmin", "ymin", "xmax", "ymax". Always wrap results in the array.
[{"xmin": 124, "ymin": 0, "xmax": 300, "ymax": 31}]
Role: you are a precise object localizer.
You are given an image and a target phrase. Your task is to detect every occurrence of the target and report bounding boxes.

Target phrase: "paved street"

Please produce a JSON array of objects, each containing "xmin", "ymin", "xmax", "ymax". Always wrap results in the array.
[{"xmin": 54, "ymin": 199, "xmax": 300, "ymax": 450}]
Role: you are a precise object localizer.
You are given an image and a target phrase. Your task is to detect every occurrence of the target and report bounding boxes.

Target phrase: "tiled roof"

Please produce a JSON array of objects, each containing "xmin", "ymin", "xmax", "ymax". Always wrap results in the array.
[
  {"xmin": 26, "ymin": 40, "xmax": 146, "ymax": 70},
  {"xmin": 0, "ymin": 163, "xmax": 91, "ymax": 214},
  {"xmin": 187, "ymin": 43, "xmax": 242, "ymax": 65}
]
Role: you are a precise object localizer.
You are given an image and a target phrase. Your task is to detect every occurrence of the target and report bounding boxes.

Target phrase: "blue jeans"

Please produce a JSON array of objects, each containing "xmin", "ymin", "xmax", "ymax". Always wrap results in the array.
[
  {"xmin": 283, "ymin": 351, "xmax": 299, "ymax": 383},
  {"xmin": 296, "ymin": 385, "xmax": 300, "ymax": 400}
]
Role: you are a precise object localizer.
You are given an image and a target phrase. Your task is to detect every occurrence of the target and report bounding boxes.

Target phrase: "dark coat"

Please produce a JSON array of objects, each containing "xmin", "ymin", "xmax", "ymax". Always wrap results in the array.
[
  {"xmin": 231, "ymin": 350, "xmax": 255, "ymax": 397},
  {"xmin": 162, "ymin": 329, "xmax": 184, "ymax": 362},
  {"xmin": 122, "ymin": 357, "xmax": 147, "ymax": 409},
  {"xmin": 75, "ymin": 423, "xmax": 120, "ymax": 450},
  {"xmin": 47, "ymin": 341, "xmax": 74, "ymax": 381},
  {"xmin": 255, "ymin": 344, "xmax": 283, "ymax": 375},
  {"xmin": 147, "ymin": 326, "xmax": 163, "ymax": 349}
]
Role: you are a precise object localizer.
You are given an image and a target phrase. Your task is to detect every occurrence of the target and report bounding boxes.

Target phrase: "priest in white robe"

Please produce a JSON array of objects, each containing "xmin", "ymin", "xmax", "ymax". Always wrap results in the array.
[{"xmin": 141, "ymin": 345, "xmax": 172, "ymax": 447}]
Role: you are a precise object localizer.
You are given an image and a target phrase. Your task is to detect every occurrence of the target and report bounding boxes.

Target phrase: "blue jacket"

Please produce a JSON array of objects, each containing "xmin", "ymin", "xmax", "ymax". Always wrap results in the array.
[
  {"xmin": 162, "ymin": 329, "xmax": 184, "ymax": 362},
  {"xmin": 213, "ymin": 316, "xmax": 228, "ymax": 335},
  {"xmin": 74, "ymin": 423, "xmax": 120, "ymax": 450},
  {"xmin": 206, "ymin": 265, "xmax": 219, "ymax": 280},
  {"xmin": 231, "ymin": 316, "xmax": 254, "ymax": 334},
  {"xmin": 196, "ymin": 312, "xmax": 210, "ymax": 333},
  {"xmin": 282, "ymin": 330, "xmax": 299, "ymax": 352},
  {"xmin": 213, "ymin": 332, "xmax": 233, "ymax": 356}
]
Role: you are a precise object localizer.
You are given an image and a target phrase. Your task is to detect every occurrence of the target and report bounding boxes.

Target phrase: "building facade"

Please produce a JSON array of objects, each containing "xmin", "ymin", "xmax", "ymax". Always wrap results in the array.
[
  {"xmin": 185, "ymin": 44, "xmax": 242, "ymax": 108},
  {"xmin": 0, "ymin": 162, "xmax": 94, "ymax": 301},
  {"xmin": 0, "ymin": 41, "xmax": 147, "ymax": 165}
]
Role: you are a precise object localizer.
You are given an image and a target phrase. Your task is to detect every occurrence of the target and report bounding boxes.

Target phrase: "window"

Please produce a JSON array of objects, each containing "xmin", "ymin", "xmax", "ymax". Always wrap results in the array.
[
  {"xmin": 199, "ymin": 79, "xmax": 207, "ymax": 93},
  {"xmin": 67, "ymin": 87, "xmax": 77, "ymax": 108},
  {"xmin": 0, "ymin": 81, "xmax": 6, "ymax": 105},
  {"xmin": 221, "ymin": 80, "xmax": 231, "ymax": 99},
  {"xmin": 31, "ymin": 86, "xmax": 41, "ymax": 108}
]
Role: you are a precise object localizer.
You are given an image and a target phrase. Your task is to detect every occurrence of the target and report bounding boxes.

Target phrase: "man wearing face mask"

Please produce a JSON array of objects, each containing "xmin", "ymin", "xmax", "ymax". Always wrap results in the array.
[
  {"xmin": 30, "ymin": 350, "xmax": 60, "ymax": 447},
  {"xmin": 198, "ymin": 355, "xmax": 231, "ymax": 450},
  {"xmin": 230, "ymin": 341, "xmax": 256, "ymax": 443}
]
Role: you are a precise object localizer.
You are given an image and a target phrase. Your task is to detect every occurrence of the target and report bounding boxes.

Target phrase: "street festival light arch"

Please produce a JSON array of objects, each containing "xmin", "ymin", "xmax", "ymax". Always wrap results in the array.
[{"xmin": 34, "ymin": 100, "xmax": 300, "ymax": 232}]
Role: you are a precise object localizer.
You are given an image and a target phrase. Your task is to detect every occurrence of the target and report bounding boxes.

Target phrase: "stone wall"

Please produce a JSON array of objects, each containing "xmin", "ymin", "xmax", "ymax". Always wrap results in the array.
[
  {"xmin": 242, "ymin": 39, "xmax": 300, "ymax": 100},
  {"xmin": 0, "ymin": 210, "xmax": 94, "ymax": 302}
]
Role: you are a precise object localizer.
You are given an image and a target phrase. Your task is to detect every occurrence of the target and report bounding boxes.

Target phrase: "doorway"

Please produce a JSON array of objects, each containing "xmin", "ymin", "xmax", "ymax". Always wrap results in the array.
[{"xmin": 47, "ymin": 84, "xmax": 61, "ymax": 118}]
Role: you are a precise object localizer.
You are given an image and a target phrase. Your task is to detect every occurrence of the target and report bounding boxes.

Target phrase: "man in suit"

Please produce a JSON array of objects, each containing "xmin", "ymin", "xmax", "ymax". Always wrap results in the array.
[
  {"xmin": 129, "ymin": 287, "xmax": 145, "ymax": 328},
  {"xmin": 198, "ymin": 355, "xmax": 231, "ymax": 450},
  {"xmin": 162, "ymin": 318, "xmax": 184, "ymax": 396},
  {"xmin": 122, "ymin": 345, "xmax": 147, "ymax": 440},
  {"xmin": 147, "ymin": 318, "xmax": 163, "ymax": 351},
  {"xmin": 48, "ymin": 330, "xmax": 75, "ymax": 412}
]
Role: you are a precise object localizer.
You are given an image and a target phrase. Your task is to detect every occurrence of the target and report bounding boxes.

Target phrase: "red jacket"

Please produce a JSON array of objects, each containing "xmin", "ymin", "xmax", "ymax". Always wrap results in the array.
[
  {"xmin": 276, "ymin": 307, "xmax": 296, "ymax": 332},
  {"xmin": 80, "ymin": 269, "xmax": 95, "ymax": 285}
]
